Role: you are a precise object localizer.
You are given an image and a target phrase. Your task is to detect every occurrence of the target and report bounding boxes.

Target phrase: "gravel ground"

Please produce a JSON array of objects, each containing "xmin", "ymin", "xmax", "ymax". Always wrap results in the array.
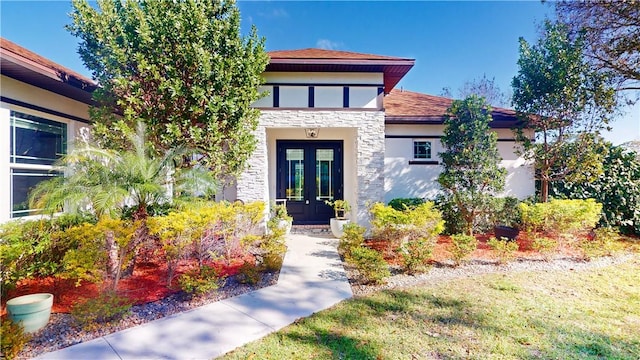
[
  {"xmin": 348, "ymin": 253, "xmax": 639, "ymax": 297},
  {"xmin": 16, "ymin": 252, "xmax": 638, "ymax": 359},
  {"xmin": 16, "ymin": 272, "xmax": 279, "ymax": 360}
]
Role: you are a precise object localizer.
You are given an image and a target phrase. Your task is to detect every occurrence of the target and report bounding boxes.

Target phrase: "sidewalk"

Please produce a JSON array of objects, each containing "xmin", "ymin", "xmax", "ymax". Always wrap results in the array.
[{"xmin": 36, "ymin": 234, "xmax": 353, "ymax": 359}]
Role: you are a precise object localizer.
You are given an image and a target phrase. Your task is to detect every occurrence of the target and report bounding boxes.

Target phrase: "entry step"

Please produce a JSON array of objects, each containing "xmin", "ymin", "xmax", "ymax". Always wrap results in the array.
[{"xmin": 291, "ymin": 225, "xmax": 331, "ymax": 235}]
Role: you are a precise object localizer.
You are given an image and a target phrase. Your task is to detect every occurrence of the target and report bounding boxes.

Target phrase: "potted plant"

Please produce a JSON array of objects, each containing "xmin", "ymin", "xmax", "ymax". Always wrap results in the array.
[
  {"xmin": 270, "ymin": 202, "xmax": 292, "ymax": 235},
  {"xmin": 325, "ymin": 199, "xmax": 351, "ymax": 238},
  {"xmin": 6, "ymin": 293, "xmax": 54, "ymax": 333},
  {"xmin": 493, "ymin": 197, "xmax": 521, "ymax": 241}
]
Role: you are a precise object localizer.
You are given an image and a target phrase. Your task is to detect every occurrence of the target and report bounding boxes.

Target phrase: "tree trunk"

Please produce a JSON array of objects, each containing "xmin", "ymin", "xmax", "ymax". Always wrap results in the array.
[
  {"xmin": 122, "ymin": 203, "xmax": 149, "ymax": 277},
  {"xmin": 541, "ymin": 178, "xmax": 549, "ymax": 203}
]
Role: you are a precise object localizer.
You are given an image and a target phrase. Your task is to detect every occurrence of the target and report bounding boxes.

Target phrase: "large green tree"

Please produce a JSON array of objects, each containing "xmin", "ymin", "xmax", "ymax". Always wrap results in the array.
[
  {"xmin": 556, "ymin": 0, "xmax": 640, "ymax": 91},
  {"xmin": 438, "ymin": 95, "xmax": 506, "ymax": 236},
  {"xmin": 67, "ymin": 0, "xmax": 269, "ymax": 181},
  {"xmin": 512, "ymin": 20, "xmax": 618, "ymax": 202}
]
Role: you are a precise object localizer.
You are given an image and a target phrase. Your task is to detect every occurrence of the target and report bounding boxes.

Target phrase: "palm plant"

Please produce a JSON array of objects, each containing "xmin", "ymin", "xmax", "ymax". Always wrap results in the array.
[
  {"xmin": 29, "ymin": 122, "xmax": 216, "ymax": 278},
  {"xmin": 29, "ymin": 122, "xmax": 189, "ymax": 220}
]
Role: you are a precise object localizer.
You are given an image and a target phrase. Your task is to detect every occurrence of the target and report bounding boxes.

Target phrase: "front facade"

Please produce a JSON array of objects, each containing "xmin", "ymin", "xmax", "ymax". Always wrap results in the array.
[
  {"xmin": 1, "ymin": 41, "xmax": 534, "ymax": 225},
  {"xmin": 234, "ymin": 49, "xmax": 534, "ymax": 227}
]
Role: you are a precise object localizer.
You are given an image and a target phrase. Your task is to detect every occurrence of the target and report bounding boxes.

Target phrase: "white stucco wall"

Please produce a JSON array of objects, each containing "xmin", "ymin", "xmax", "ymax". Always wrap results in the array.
[
  {"xmin": 384, "ymin": 124, "xmax": 535, "ymax": 203},
  {"xmin": 236, "ymin": 109, "xmax": 385, "ymax": 228},
  {"xmin": 1, "ymin": 75, "xmax": 91, "ymax": 222}
]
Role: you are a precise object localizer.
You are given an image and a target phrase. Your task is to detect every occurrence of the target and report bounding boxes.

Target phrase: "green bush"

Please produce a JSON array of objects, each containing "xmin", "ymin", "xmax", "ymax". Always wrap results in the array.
[
  {"xmin": 370, "ymin": 202, "xmax": 444, "ymax": 245},
  {"xmin": 388, "ymin": 198, "xmax": 425, "ymax": 211},
  {"xmin": 347, "ymin": 246, "xmax": 390, "ymax": 285},
  {"xmin": 491, "ymin": 197, "xmax": 522, "ymax": 228},
  {"xmin": 178, "ymin": 265, "xmax": 227, "ymax": 296},
  {"xmin": 370, "ymin": 202, "xmax": 443, "ymax": 274},
  {"xmin": 519, "ymin": 199, "xmax": 602, "ymax": 235},
  {"xmin": 399, "ymin": 237, "xmax": 435, "ymax": 274},
  {"xmin": 435, "ymin": 195, "xmax": 466, "ymax": 235},
  {"xmin": 339, "ymin": 223, "xmax": 365, "ymax": 257},
  {"xmin": 237, "ymin": 261, "xmax": 262, "ymax": 285},
  {"xmin": 579, "ymin": 227, "xmax": 624, "ymax": 260},
  {"xmin": 0, "ymin": 318, "xmax": 31, "ymax": 360},
  {"xmin": 61, "ymin": 217, "xmax": 138, "ymax": 289},
  {"xmin": 0, "ymin": 213, "xmax": 95, "ymax": 290},
  {"xmin": 148, "ymin": 201, "xmax": 265, "ymax": 268},
  {"xmin": 487, "ymin": 236, "xmax": 519, "ymax": 264},
  {"xmin": 551, "ymin": 144, "xmax": 640, "ymax": 236},
  {"xmin": 450, "ymin": 234, "xmax": 478, "ymax": 266},
  {"xmin": 70, "ymin": 291, "xmax": 132, "ymax": 330},
  {"xmin": 530, "ymin": 234, "xmax": 557, "ymax": 260}
]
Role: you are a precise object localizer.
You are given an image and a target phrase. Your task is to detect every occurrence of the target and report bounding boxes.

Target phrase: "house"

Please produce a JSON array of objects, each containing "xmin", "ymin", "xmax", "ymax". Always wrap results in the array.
[
  {"xmin": 0, "ymin": 40, "xmax": 534, "ymax": 224},
  {"xmin": 233, "ymin": 49, "xmax": 534, "ymax": 226},
  {"xmin": 1, "ymin": 38, "xmax": 93, "ymax": 222}
]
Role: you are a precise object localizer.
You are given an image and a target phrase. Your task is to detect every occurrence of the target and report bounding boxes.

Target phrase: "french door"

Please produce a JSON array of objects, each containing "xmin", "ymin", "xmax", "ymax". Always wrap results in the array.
[{"xmin": 276, "ymin": 140, "xmax": 344, "ymax": 224}]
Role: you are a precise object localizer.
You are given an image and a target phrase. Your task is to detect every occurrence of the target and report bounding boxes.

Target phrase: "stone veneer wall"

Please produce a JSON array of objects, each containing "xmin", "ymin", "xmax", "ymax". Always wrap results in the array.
[{"xmin": 236, "ymin": 109, "xmax": 385, "ymax": 227}]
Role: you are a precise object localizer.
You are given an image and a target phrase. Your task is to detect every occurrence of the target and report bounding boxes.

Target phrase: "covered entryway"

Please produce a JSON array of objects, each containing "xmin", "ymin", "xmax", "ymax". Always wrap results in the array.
[{"xmin": 276, "ymin": 140, "xmax": 343, "ymax": 224}]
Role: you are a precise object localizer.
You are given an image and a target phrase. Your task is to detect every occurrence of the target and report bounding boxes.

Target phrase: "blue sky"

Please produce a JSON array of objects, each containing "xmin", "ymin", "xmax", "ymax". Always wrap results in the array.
[{"xmin": 1, "ymin": 1, "xmax": 638, "ymax": 144}]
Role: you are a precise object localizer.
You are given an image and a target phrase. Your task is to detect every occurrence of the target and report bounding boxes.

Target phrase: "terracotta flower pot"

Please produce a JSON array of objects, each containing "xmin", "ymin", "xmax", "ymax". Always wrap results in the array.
[{"xmin": 6, "ymin": 293, "xmax": 54, "ymax": 333}]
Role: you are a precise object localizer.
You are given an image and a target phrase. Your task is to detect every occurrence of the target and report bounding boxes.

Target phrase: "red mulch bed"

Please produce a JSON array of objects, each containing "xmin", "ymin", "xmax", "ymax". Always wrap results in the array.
[
  {"xmin": 365, "ymin": 231, "xmax": 586, "ymax": 266},
  {"xmin": 1, "ymin": 255, "xmax": 252, "ymax": 315}
]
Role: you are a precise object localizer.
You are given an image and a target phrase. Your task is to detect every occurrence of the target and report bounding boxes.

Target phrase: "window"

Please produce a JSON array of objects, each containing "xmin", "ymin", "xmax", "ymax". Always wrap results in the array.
[
  {"xmin": 9, "ymin": 111, "xmax": 67, "ymax": 217},
  {"xmin": 413, "ymin": 140, "xmax": 431, "ymax": 159}
]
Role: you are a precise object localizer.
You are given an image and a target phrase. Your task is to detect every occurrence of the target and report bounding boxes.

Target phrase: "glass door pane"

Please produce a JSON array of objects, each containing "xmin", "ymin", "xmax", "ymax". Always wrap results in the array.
[
  {"xmin": 285, "ymin": 149, "xmax": 304, "ymax": 201},
  {"xmin": 316, "ymin": 149, "xmax": 334, "ymax": 201}
]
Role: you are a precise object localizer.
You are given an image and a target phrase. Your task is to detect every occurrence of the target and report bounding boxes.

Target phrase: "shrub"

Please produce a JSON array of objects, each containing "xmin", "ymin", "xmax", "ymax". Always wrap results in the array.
[
  {"xmin": 435, "ymin": 195, "xmax": 466, "ymax": 235},
  {"xmin": 450, "ymin": 234, "xmax": 478, "ymax": 266},
  {"xmin": 347, "ymin": 246, "xmax": 390, "ymax": 285},
  {"xmin": 370, "ymin": 202, "xmax": 444, "ymax": 246},
  {"xmin": 61, "ymin": 217, "xmax": 138, "ymax": 289},
  {"xmin": 339, "ymin": 223, "xmax": 365, "ymax": 257},
  {"xmin": 0, "ymin": 318, "xmax": 31, "ymax": 360},
  {"xmin": 487, "ymin": 236, "xmax": 519, "ymax": 264},
  {"xmin": 178, "ymin": 265, "xmax": 226, "ymax": 296},
  {"xmin": 0, "ymin": 213, "xmax": 95, "ymax": 290},
  {"xmin": 551, "ymin": 144, "xmax": 640, "ymax": 236},
  {"xmin": 491, "ymin": 197, "xmax": 522, "ymax": 229},
  {"xmin": 519, "ymin": 199, "xmax": 602, "ymax": 235},
  {"xmin": 258, "ymin": 219, "xmax": 287, "ymax": 272},
  {"xmin": 579, "ymin": 227, "xmax": 624, "ymax": 260},
  {"xmin": 237, "ymin": 261, "xmax": 262, "ymax": 285},
  {"xmin": 399, "ymin": 236, "xmax": 436, "ymax": 274},
  {"xmin": 148, "ymin": 201, "xmax": 266, "ymax": 277},
  {"xmin": 70, "ymin": 291, "xmax": 132, "ymax": 330},
  {"xmin": 530, "ymin": 234, "xmax": 557, "ymax": 260},
  {"xmin": 388, "ymin": 198, "xmax": 425, "ymax": 211}
]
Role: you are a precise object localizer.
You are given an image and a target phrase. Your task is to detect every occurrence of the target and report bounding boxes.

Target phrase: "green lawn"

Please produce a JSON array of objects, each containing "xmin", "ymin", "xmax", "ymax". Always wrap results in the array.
[{"xmin": 222, "ymin": 258, "xmax": 640, "ymax": 360}]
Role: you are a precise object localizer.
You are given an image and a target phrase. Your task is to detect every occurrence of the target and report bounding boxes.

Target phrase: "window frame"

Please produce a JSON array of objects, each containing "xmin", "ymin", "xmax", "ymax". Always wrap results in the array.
[
  {"xmin": 412, "ymin": 139, "xmax": 432, "ymax": 160},
  {"xmin": 9, "ymin": 110, "xmax": 68, "ymax": 218}
]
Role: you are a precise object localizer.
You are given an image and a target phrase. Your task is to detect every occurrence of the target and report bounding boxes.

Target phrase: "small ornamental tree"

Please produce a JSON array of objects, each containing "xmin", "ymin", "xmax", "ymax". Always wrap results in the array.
[
  {"xmin": 512, "ymin": 20, "xmax": 618, "ymax": 202},
  {"xmin": 438, "ymin": 95, "xmax": 506, "ymax": 236},
  {"xmin": 67, "ymin": 0, "xmax": 269, "ymax": 181}
]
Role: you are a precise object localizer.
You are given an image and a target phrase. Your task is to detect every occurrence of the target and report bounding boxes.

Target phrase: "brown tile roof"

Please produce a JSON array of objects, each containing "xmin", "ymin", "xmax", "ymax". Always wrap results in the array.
[
  {"xmin": 1, "ymin": 37, "xmax": 96, "ymax": 105},
  {"xmin": 384, "ymin": 89, "xmax": 519, "ymax": 128},
  {"xmin": 266, "ymin": 48, "xmax": 414, "ymax": 94},
  {"xmin": 268, "ymin": 48, "xmax": 409, "ymax": 61},
  {"xmin": 1, "ymin": 37, "xmax": 95, "ymax": 87}
]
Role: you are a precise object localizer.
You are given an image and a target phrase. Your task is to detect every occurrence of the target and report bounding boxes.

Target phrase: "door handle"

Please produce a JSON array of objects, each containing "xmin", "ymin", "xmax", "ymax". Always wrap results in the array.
[{"xmin": 305, "ymin": 200, "xmax": 309, "ymax": 205}]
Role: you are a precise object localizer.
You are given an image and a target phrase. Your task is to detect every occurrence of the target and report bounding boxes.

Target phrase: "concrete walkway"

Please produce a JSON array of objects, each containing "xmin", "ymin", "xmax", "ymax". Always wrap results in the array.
[{"xmin": 37, "ymin": 234, "xmax": 353, "ymax": 359}]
